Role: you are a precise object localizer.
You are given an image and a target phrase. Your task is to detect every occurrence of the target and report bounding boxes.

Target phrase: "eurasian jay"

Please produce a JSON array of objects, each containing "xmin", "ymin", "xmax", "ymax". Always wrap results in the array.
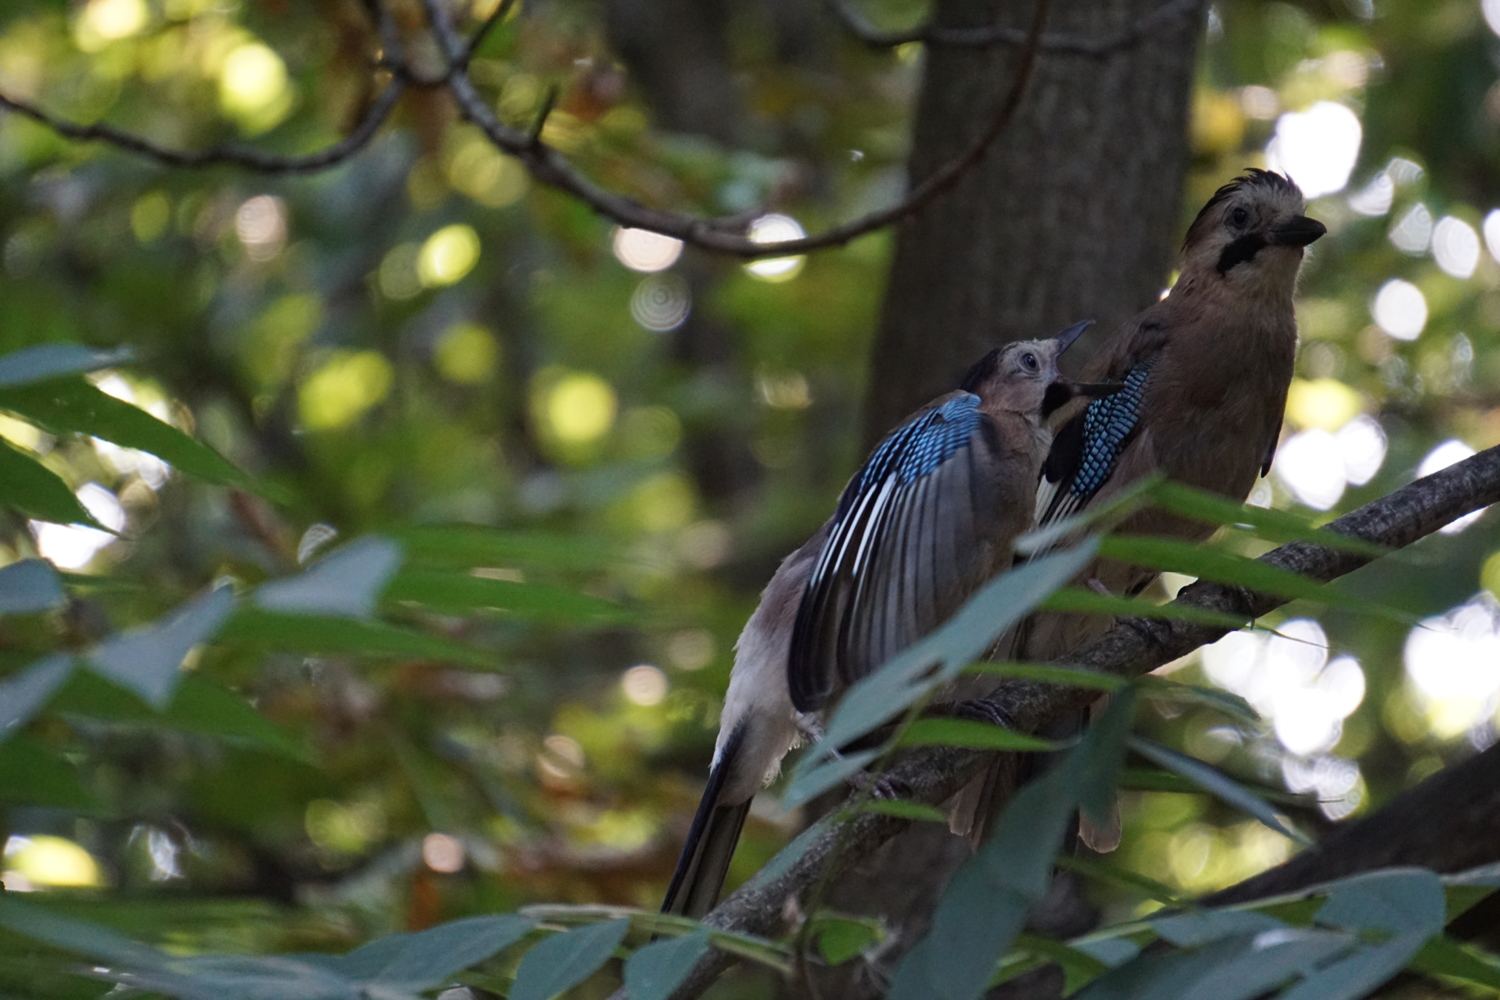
[{"xmin": 662, "ymin": 323, "xmax": 1111, "ymax": 917}]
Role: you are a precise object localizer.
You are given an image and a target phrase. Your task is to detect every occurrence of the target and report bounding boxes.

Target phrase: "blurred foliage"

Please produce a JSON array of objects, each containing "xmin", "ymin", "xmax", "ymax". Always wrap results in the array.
[{"xmin": 3, "ymin": 0, "xmax": 1500, "ymax": 996}]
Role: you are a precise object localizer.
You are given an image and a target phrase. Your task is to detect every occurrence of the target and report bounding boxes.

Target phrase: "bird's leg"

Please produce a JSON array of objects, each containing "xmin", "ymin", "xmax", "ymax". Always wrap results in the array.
[{"xmin": 796, "ymin": 713, "xmax": 904, "ymax": 799}]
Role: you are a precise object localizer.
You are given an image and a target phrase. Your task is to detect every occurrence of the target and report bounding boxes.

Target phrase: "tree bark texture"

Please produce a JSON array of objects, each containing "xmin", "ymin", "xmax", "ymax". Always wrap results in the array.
[{"xmin": 866, "ymin": 0, "xmax": 1204, "ymax": 439}]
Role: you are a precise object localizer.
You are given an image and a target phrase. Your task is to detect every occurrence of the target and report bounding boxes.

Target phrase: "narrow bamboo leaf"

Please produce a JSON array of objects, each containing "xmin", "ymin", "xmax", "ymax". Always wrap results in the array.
[
  {"xmin": 898, "ymin": 718, "xmax": 1061, "ymax": 752},
  {"xmin": 1116, "ymin": 767, "xmax": 1308, "ymax": 807},
  {"xmin": 1314, "ymin": 868, "xmax": 1446, "ymax": 936},
  {"xmin": 860, "ymin": 799, "xmax": 949, "ymax": 823},
  {"xmin": 1128, "ymin": 736, "xmax": 1309, "ymax": 844},
  {"xmin": 87, "ymin": 585, "xmax": 236, "ymax": 708},
  {"xmin": 1038, "ymin": 586, "xmax": 1252, "ymax": 630},
  {"xmin": 1015, "ymin": 476, "xmax": 1159, "ymax": 556},
  {"xmin": 623, "ymin": 929, "xmax": 712, "ymax": 1000},
  {"xmin": 0, "ymin": 344, "xmax": 133, "ymax": 388},
  {"xmin": 1054, "ymin": 856, "xmax": 1182, "ymax": 906},
  {"xmin": 0, "ymin": 898, "xmax": 175, "ymax": 971},
  {"xmin": 218, "ymin": 608, "xmax": 497, "ymax": 668},
  {"xmin": 0, "ymin": 439, "xmax": 103, "ymax": 527},
  {"xmin": 782, "ymin": 748, "xmax": 880, "ymax": 810},
  {"xmin": 1147, "ymin": 479, "xmax": 1387, "ymax": 557},
  {"xmin": 0, "ymin": 654, "xmax": 73, "ymax": 740},
  {"xmin": 0, "ymin": 734, "xmax": 100, "ymax": 809},
  {"xmin": 817, "ymin": 542, "xmax": 1098, "ymax": 755},
  {"xmin": 1070, "ymin": 937, "xmax": 1141, "ymax": 968},
  {"xmin": 1072, "ymin": 934, "xmax": 1257, "ymax": 1000},
  {"xmin": 813, "ymin": 916, "xmax": 883, "ymax": 965},
  {"xmin": 509, "ymin": 919, "xmax": 629, "ymax": 1000},
  {"xmin": 360, "ymin": 914, "xmax": 535, "ymax": 989},
  {"xmin": 386, "ymin": 570, "xmax": 632, "ymax": 624},
  {"xmin": 1009, "ymin": 933, "xmax": 1111, "ymax": 994},
  {"xmin": 392, "ymin": 525, "xmax": 621, "ymax": 570},
  {"xmin": 1133, "ymin": 676, "xmax": 1259, "ymax": 723},
  {"xmin": 1277, "ymin": 929, "xmax": 1430, "ymax": 1000},
  {"xmin": 0, "ymin": 558, "xmax": 65, "ymax": 613},
  {"xmin": 1445, "ymin": 860, "xmax": 1500, "ymax": 888},
  {"xmin": 1097, "ymin": 536, "xmax": 1406, "ymax": 618},
  {"xmin": 1151, "ymin": 911, "xmax": 1285, "ymax": 947},
  {"xmin": 1408, "ymin": 935, "xmax": 1500, "ymax": 990},
  {"xmin": 255, "ymin": 536, "xmax": 401, "ymax": 619},
  {"xmin": 964, "ymin": 661, "xmax": 1126, "ymax": 692},
  {"xmin": 888, "ymin": 693, "xmax": 1135, "ymax": 1000},
  {"xmin": 0, "ymin": 377, "xmax": 255, "ymax": 490}
]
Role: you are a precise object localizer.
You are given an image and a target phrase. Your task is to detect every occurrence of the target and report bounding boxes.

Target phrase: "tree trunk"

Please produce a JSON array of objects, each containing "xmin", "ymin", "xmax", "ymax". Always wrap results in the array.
[
  {"xmin": 866, "ymin": 0, "xmax": 1204, "ymax": 438},
  {"xmin": 821, "ymin": 0, "xmax": 1204, "ymax": 989}
]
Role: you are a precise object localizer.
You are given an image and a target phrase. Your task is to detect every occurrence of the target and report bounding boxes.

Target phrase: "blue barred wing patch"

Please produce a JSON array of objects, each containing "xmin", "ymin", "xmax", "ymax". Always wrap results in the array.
[
  {"xmin": 839, "ymin": 394, "xmax": 981, "ymax": 518},
  {"xmin": 1073, "ymin": 365, "xmax": 1151, "ymax": 499}
]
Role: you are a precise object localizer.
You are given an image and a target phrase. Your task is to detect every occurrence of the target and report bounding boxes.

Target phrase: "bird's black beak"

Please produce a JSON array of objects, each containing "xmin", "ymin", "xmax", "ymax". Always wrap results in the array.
[
  {"xmin": 1050, "ymin": 319, "xmax": 1094, "ymax": 356},
  {"xmin": 1267, "ymin": 215, "xmax": 1327, "ymax": 248},
  {"xmin": 1040, "ymin": 379, "xmax": 1120, "ymax": 418}
]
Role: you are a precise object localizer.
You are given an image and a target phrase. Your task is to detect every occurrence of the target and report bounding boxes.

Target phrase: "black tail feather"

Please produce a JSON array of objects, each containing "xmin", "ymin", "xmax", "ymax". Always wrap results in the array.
[{"xmin": 662, "ymin": 723, "xmax": 752, "ymax": 918}]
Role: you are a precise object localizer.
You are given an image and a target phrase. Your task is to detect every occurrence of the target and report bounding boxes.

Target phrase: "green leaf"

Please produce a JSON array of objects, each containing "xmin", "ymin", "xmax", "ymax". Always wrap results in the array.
[
  {"xmin": 0, "ymin": 898, "xmax": 174, "ymax": 973},
  {"xmin": 1096, "ymin": 536, "xmax": 1405, "ymax": 618},
  {"xmin": 255, "ymin": 537, "xmax": 402, "ymax": 619},
  {"xmin": 897, "ymin": 718, "xmax": 1061, "ymax": 752},
  {"xmin": 1127, "ymin": 737, "xmax": 1309, "ymax": 844},
  {"xmin": 1314, "ymin": 868, "xmax": 1446, "ymax": 937},
  {"xmin": 0, "ymin": 735, "xmax": 99, "ymax": 809},
  {"xmin": 0, "ymin": 377, "xmax": 256, "ymax": 491},
  {"xmin": 1009, "ymin": 933, "xmax": 1111, "ymax": 994},
  {"xmin": 0, "ymin": 654, "xmax": 73, "ymax": 740},
  {"xmin": 1151, "ymin": 911, "xmax": 1285, "ymax": 947},
  {"xmin": 1146, "ymin": 479, "xmax": 1387, "ymax": 557},
  {"xmin": 86, "ymin": 585, "xmax": 236, "ymax": 708},
  {"xmin": 1015, "ymin": 476, "xmax": 1159, "ymax": 556},
  {"xmin": 510, "ymin": 919, "xmax": 629, "ymax": 1000},
  {"xmin": 1038, "ymin": 586, "xmax": 1252, "ymax": 630},
  {"xmin": 1277, "ymin": 930, "xmax": 1429, "ymax": 1000},
  {"xmin": 0, "ymin": 439, "xmax": 103, "ymax": 527},
  {"xmin": 888, "ymin": 692, "xmax": 1135, "ymax": 1000},
  {"xmin": 1115, "ymin": 767, "xmax": 1308, "ymax": 807},
  {"xmin": 1133, "ymin": 676, "xmax": 1259, "ymax": 723},
  {"xmin": 623, "ymin": 929, "xmax": 712, "ymax": 1000},
  {"xmin": 812, "ymin": 915, "xmax": 883, "ymax": 965},
  {"xmin": 0, "ymin": 558, "xmax": 65, "ymax": 613},
  {"xmin": 385, "ymin": 570, "xmax": 633, "ymax": 624},
  {"xmin": 353, "ymin": 914, "xmax": 535, "ymax": 989},
  {"xmin": 1408, "ymin": 935, "xmax": 1500, "ymax": 990},
  {"xmin": 786, "ymin": 543, "xmax": 1098, "ymax": 808},
  {"xmin": 859, "ymin": 799, "xmax": 949, "ymax": 823},
  {"xmin": 0, "ymin": 344, "xmax": 133, "ymax": 388},
  {"xmin": 964, "ymin": 661, "xmax": 1127, "ymax": 692},
  {"xmin": 392, "ymin": 525, "xmax": 622, "ymax": 571},
  {"xmin": 218, "ymin": 608, "xmax": 497, "ymax": 668},
  {"xmin": 1054, "ymin": 856, "xmax": 1182, "ymax": 905}
]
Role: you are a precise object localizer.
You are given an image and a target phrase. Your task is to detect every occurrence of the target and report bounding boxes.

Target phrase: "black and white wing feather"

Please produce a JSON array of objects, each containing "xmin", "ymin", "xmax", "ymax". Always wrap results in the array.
[{"xmin": 786, "ymin": 393, "xmax": 1010, "ymax": 713}]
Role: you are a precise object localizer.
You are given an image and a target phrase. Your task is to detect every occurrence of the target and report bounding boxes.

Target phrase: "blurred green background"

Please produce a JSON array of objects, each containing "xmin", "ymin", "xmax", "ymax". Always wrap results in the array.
[{"xmin": 3, "ymin": 0, "xmax": 1500, "ymax": 993}]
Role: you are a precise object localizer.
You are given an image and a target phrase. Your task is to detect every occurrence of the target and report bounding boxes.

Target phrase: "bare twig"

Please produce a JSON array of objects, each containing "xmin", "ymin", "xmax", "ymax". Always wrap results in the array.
[
  {"xmin": 825, "ymin": 0, "xmax": 1203, "ymax": 55},
  {"xmin": 0, "ymin": 79, "xmax": 406, "ymax": 174},
  {"xmin": 419, "ymin": 0, "xmax": 1051, "ymax": 257},
  {"xmin": 637, "ymin": 445, "xmax": 1500, "ymax": 1000}
]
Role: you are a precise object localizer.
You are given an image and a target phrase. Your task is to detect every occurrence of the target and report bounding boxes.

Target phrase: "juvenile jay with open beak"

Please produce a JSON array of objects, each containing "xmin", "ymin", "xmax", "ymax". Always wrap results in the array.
[
  {"xmin": 662, "ymin": 323, "xmax": 1115, "ymax": 918},
  {"xmin": 1015, "ymin": 168, "xmax": 1327, "ymax": 850}
]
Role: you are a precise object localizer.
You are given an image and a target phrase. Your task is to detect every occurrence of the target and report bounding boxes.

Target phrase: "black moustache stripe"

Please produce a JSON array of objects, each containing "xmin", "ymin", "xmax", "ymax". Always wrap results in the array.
[{"xmin": 1217, "ymin": 232, "xmax": 1268, "ymax": 274}]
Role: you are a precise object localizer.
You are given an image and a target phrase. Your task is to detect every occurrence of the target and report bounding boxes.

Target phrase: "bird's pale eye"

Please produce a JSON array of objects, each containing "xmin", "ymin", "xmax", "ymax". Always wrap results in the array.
[
  {"xmin": 1022, "ymin": 353, "xmax": 1038, "ymax": 371},
  {"xmin": 1229, "ymin": 207, "xmax": 1250, "ymax": 228}
]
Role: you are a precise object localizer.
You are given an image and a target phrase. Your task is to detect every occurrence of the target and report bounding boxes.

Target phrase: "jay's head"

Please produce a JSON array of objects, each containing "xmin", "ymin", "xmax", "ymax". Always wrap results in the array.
[
  {"xmin": 962, "ymin": 321, "xmax": 1115, "ymax": 418},
  {"xmin": 1182, "ymin": 169, "xmax": 1326, "ymax": 291}
]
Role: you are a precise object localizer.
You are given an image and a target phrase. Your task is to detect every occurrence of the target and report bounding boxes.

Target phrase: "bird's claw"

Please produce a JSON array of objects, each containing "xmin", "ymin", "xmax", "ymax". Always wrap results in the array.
[{"xmin": 845, "ymin": 771, "xmax": 907, "ymax": 801}]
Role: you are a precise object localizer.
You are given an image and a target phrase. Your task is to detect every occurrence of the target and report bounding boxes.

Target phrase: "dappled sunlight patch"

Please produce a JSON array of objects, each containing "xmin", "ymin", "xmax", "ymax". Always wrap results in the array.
[{"xmin": 298, "ymin": 350, "xmax": 394, "ymax": 431}]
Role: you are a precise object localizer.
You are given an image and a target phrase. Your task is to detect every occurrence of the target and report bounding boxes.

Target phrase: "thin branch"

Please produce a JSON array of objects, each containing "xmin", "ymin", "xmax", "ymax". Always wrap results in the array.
[
  {"xmin": 419, "ymin": 0, "xmax": 1051, "ymax": 258},
  {"xmin": 825, "ymin": 0, "xmax": 1204, "ymax": 55},
  {"xmin": 0, "ymin": 78, "xmax": 406, "ymax": 174},
  {"xmin": 643, "ymin": 445, "xmax": 1500, "ymax": 1000}
]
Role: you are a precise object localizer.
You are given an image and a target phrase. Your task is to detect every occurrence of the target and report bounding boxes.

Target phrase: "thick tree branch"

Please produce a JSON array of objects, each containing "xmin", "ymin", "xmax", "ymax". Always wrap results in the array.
[
  {"xmin": 0, "ymin": 79, "xmax": 406, "ymax": 174},
  {"xmin": 652, "ymin": 445, "xmax": 1500, "ymax": 1000},
  {"xmin": 824, "ymin": 0, "xmax": 1203, "ymax": 55},
  {"xmin": 418, "ymin": 0, "xmax": 1051, "ymax": 258}
]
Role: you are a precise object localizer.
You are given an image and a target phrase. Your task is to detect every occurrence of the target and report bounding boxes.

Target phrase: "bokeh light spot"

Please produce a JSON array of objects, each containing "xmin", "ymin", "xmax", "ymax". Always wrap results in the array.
[
  {"xmin": 1404, "ymin": 593, "xmax": 1500, "ymax": 737},
  {"xmin": 219, "ymin": 43, "xmax": 291, "ymax": 133},
  {"xmin": 1432, "ymin": 216, "xmax": 1480, "ymax": 279},
  {"xmin": 75, "ymin": 0, "xmax": 148, "ymax": 51},
  {"xmin": 422, "ymin": 833, "xmax": 466, "ymax": 873},
  {"xmin": 1371, "ymin": 279, "xmax": 1426, "ymax": 341},
  {"xmin": 236, "ymin": 195, "xmax": 287, "ymax": 261},
  {"xmin": 131, "ymin": 192, "xmax": 170, "ymax": 244},
  {"xmin": 621, "ymin": 664, "xmax": 668, "ymax": 706},
  {"xmin": 1483, "ymin": 210, "xmax": 1500, "ymax": 264},
  {"xmin": 541, "ymin": 372, "xmax": 616, "ymax": 444},
  {"xmin": 1273, "ymin": 430, "xmax": 1345, "ymax": 510},
  {"xmin": 299, "ymin": 351, "xmax": 395, "ymax": 431},
  {"xmin": 1418, "ymin": 440, "xmax": 1483, "ymax": 534},
  {"xmin": 745, "ymin": 214, "xmax": 806, "ymax": 281},
  {"xmin": 3, "ymin": 835, "xmax": 103, "ymax": 889},
  {"xmin": 630, "ymin": 274, "xmax": 691, "ymax": 331},
  {"xmin": 418, "ymin": 225, "xmax": 481, "ymax": 287},
  {"xmin": 33, "ymin": 483, "xmax": 126, "ymax": 570},
  {"xmin": 613, "ymin": 227, "xmax": 683, "ymax": 273},
  {"xmin": 1387, "ymin": 203, "xmax": 1433, "ymax": 255},
  {"xmin": 1264, "ymin": 101, "xmax": 1361, "ymax": 199},
  {"xmin": 434, "ymin": 322, "xmax": 499, "ymax": 385},
  {"xmin": 1285, "ymin": 377, "xmax": 1361, "ymax": 432}
]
